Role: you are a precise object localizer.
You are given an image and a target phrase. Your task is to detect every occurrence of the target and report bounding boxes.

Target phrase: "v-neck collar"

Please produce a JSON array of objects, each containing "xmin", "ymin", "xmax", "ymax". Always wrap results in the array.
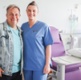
[{"xmin": 28, "ymin": 21, "xmax": 39, "ymax": 29}]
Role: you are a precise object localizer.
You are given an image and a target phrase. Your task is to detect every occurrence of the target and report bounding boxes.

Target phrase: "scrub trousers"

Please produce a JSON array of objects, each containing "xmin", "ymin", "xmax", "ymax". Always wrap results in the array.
[{"xmin": 23, "ymin": 70, "xmax": 47, "ymax": 80}]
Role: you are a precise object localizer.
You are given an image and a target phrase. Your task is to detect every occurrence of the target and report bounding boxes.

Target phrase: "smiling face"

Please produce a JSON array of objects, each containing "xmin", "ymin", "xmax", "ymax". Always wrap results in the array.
[
  {"xmin": 26, "ymin": 5, "xmax": 38, "ymax": 21},
  {"xmin": 6, "ymin": 7, "xmax": 20, "ymax": 28}
]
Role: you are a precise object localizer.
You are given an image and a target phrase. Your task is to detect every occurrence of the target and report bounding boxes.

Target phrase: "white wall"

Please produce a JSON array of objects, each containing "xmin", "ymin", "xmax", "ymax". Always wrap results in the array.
[{"xmin": 0, "ymin": 0, "xmax": 81, "ymax": 33}]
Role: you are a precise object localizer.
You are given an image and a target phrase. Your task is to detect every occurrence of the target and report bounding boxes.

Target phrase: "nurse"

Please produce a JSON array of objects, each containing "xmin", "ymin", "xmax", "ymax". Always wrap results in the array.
[{"xmin": 21, "ymin": 1, "xmax": 53, "ymax": 80}]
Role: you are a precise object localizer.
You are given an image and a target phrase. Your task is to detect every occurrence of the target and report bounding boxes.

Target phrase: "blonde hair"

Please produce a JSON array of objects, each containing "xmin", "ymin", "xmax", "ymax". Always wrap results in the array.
[{"xmin": 26, "ymin": 1, "xmax": 38, "ymax": 10}]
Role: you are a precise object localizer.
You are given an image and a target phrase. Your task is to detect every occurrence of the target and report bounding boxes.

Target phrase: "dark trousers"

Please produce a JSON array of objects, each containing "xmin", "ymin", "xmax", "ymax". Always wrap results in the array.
[{"xmin": 0, "ymin": 71, "xmax": 22, "ymax": 80}]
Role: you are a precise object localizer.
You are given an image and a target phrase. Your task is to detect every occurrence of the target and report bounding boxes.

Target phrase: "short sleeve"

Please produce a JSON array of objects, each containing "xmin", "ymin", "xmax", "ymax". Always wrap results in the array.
[{"xmin": 43, "ymin": 26, "xmax": 54, "ymax": 46}]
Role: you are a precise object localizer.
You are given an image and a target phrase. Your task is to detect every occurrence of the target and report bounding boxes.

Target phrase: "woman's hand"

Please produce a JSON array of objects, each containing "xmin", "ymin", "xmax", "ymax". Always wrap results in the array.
[
  {"xmin": 0, "ymin": 68, "xmax": 4, "ymax": 77},
  {"xmin": 43, "ymin": 64, "xmax": 50, "ymax": 74},
  {"xmin": 43, "ymin": 45, "xmax": 51, "ymax": 74}
]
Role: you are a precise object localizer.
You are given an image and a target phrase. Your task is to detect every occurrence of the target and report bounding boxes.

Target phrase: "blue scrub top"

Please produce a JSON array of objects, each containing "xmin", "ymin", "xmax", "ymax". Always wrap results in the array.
[{"xmin": 21, "ymin": 21, "xmax": 53, "ymax": 71}]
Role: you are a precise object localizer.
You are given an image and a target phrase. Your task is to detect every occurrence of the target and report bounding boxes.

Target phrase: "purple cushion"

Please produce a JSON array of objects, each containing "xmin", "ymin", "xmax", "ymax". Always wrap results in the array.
[
  {"xmin": 51, "ymin": 43, "xmax": 65, "ymax": 57},
  {"xmin": 50, "ymin": 26, "xmax": 61, "ymax": 43},
  {"xmin": 51, "ymin": 60, "xmax": 81, "ymax": 73},
  {"xmin": 65, "ymin": 63, "xmax": 81, "ymax": 72}
]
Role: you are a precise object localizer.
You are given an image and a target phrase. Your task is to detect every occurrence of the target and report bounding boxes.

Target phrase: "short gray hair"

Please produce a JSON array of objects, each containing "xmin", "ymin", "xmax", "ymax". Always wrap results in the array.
[{"xmin": 6, "ymin": 4, "xmax": 20, "ymax": 13}]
